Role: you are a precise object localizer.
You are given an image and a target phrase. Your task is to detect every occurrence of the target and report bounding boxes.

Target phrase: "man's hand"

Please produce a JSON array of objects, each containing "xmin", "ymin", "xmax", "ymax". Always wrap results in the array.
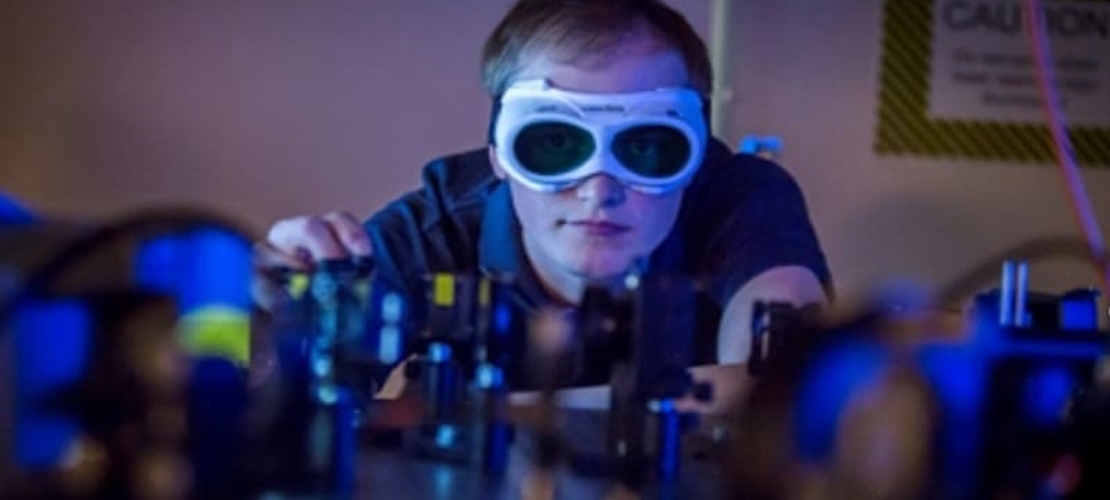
[
  {"xmin": 248, "ymin": 211, "xmax": 374, "ymax": 388},
  {"xmin": 252, "ymin": 211, "xmax": 372, "ymax": 310},
  {"xmin": 258, "ymin": 211, "xmax": 372, "ymax": 269}
]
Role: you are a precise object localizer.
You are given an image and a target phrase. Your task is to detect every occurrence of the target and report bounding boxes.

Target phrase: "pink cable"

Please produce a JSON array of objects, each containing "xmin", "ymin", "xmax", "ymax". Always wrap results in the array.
[{"xmin": 1022, "ymin": 0, "xmax": 1110, "ymax": 294}]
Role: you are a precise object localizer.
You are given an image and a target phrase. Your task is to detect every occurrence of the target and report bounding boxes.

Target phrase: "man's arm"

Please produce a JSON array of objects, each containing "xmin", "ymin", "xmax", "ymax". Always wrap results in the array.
[
  {"xmin": 718, "ymin": 264, "xmax": 828, "ymax": 364},
  {"xmin": 691, "ymin": 265, "xmax": 827, "ymax": 413}
]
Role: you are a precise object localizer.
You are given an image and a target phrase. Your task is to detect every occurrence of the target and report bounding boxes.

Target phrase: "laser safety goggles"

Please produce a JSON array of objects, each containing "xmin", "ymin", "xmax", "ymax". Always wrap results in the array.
[{"xmin": 492, "ymin": 79, "xmax": 708, "ymax": 194}]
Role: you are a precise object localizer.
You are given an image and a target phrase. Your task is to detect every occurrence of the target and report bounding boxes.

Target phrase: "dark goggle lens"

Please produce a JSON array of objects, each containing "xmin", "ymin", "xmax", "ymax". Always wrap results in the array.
[
  {"xmin": 612, "ymin": 125, "xmax": 692, "ymax": 178},
  {"xmin": 513, "ymin": 122, "xmax": 596, "ymax": 175}
]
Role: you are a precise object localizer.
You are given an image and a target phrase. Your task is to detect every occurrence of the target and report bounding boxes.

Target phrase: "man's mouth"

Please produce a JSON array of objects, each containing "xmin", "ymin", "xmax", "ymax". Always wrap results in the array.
[{"xmin": 565, "ymin": 219, "xmax": 630, "ymax": 236}]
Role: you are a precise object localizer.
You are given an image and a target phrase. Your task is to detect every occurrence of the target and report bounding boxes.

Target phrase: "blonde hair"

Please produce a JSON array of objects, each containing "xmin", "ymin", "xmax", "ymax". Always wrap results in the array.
[{"xmin": 481, "ymin": 0, "xmax": 712, "ymax": 97}]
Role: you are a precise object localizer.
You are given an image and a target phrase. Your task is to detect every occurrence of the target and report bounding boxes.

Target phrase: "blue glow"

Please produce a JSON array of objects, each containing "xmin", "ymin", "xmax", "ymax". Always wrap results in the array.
[
  {"xmin": 973, "ymin": 312, "xmax": 1104, "ymax": 359},
  {"xmin": 919, "ymin": 347, "xmax": 984, "ymax": 419},
  {"xmin": 136, "ymin": 229, "xmax": 251, "ymax": 314},
  {"xmin": 738, "ymin": 135, "xmax": 783, "ymax": 158},
  {"xmin": 983, "ymin": 340, "xmax": 1104, "ymax": 359},
  {"xmin": 135, "ymin": 236, "xmax": 180, "ymax": 293},
  {"xmin": 316, "ymin": 386, "xmax": 339, "ymax": 405},
  {"xmin": 476, "ymin": 363, "xmax": 503, "ymax": 389},
  {"xmin": 1060, "ymin": 300, "xmax": 1097, "ymax": 330},
  {"xmin": 649, "ymin": 398, "xmax": 677, "ymax": 413},
  {"xmin": 366, "ymin": 285, "xmax": 406, "ymax": 358},
  {"xmin": 428, "ymin": 342, "xmax": 452, "ymax": 363},
  {"xmin": 378, "ymin": 325, "xmax": 401, "ymax": 364},
  {"xmin": 918, "ymin": 345, "xmax": 985, "ymax": 491},
  {"xmin": 1023, "ymin": 365, "xmax": 1074, "ymax": 427},
  {"xmin": 179, "ymin": 230, "xmax": 252, "ymax": 312},
  {"xmin": 13, "ymin": 299, "xmax": 88, "ymax": 467},
  {"xmin": 434, "ymin": 424, "xmax": 457, "ymax": 448},
  {"xmin": 0, "ymin": 191, "xmax": 35, "ymax": 224},
  {"xmin": 493, "ymin": 303, "xmax": 512, "ymax": 335},
  {"xmin": 793, "ymin": 339, "xmax": 886, "ymax": 459}
]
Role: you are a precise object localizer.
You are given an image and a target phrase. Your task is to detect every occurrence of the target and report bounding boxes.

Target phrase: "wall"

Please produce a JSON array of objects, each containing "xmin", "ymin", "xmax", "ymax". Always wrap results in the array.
[
  {"xmin": 0, "ymin": 1, "xmax": 565, "ymax": 224},
  {"xmin": 0, "ymin": 0, "xmax": 1106, "ymax": 301},
  {"xmin": 723, "ymin": 1, "xmax": 1110, "ymax": 300}
]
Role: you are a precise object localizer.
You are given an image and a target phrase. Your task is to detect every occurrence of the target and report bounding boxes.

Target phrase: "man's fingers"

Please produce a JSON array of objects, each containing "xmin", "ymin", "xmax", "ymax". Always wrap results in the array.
[
  {"xmin": 250, "ymin": 243, "xmax": 292, "ymax": 312},
  {"xmin": 253, "ymin": 240, "xmax": 309, "ymax": 271},
  {"xmin": 266, "ymin": 215, "xmax": 348, "ymax": 262},
  {"xmin": 255, "ymin": 211, "xmax": 372, "ymax": 310},
  {"xmin": 322, "ymin": 211, "xmax": 372, "ymax": 256}
]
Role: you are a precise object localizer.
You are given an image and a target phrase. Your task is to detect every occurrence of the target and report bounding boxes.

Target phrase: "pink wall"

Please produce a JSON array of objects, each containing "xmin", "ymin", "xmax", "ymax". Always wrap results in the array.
[
  {"xmin": 1, "ymin": 0, "xmax": 1106, "ymax": 299},
  {"xmin": 723, "ymin": 1, "xmax": 1110, "ymax": 298},
  {"xmin": 5, "ymin": 1, "xmax": 675, "ymax": 228}
]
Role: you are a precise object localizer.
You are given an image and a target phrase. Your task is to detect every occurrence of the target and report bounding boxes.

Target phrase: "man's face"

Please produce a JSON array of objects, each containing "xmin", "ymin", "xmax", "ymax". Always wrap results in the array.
[{"xmin": 491, "ymin": 36, "xmax": 691, "ymax": 283}]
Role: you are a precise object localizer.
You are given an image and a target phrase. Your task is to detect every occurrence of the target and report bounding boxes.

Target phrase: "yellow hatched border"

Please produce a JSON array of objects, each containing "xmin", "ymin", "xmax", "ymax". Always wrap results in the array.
[{"xmin": 874, "ymin": 0, "xmax": 1110, "ymax": 166}]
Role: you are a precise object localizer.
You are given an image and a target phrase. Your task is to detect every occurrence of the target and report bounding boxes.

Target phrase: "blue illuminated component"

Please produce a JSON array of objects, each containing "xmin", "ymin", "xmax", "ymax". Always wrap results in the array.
[
  {"xmin": 476, "ymin": 363, "xmax": 503, "ymax": 389},
  {"xmin": 180, "ymin": 230, "xmax": 251, "ymax": 313},
  {"xmin": 918, "ymin": 345, "xmax": 985, "ymax": 491},
  {"xmin": 0, "ymin": 191, "xmax": 35, "ymax": 224},
  {"xmin": 919, "ymin": 346, "xmax": 984, "ymax": 413},
  {"xmin": 378, "ymin": 325, "xmax": 401, "ymax": 364},
  {"xmin": 434, "ymin": 424, "xmax": 457, "ymax": 448},
  {"xmin": 312, "ymin": 356, "xmax": 333, "ymax": 378},
  {"xmin": 135, "ymin": 229, "xmax": 251, "ymax": 314},
  {"xmin": 382, "ymin": 293, "xmax": 403, "ymax": 323},
  {"xmin": 974, "ymin": 312, "xmax": 1105, "ymax": 359},
  {"xmin": 136, "ymin": 229, "xmax": 252, "ymax": 362},
  {"xmin": 1059, "ymin": 289, "xmax": 1099, "ymax": 330},
  {"xmin": 793, "ymin": 339, "xmax": 886, "ymax": 459},
  {"xmin": 648, "ymin": 398, "xmax": 676, "ymax": 413},
  {"xmin": 1023, "ymin": 365, "xmax": 1074, "ymax": 427},
  {"xmin": 367, "ymin": 286, "xmax": 406, "ymax": 362},
  {"xmin": 429, "ymin": 342, "xmax": 452, "ymax": 363},
  {"xmin": 12, "ymin": 299, "xmax": 88, "ymax": 467},
  {"xmin": 134, "ymin": 235, "xmax": 179, "ymax": 293},
  {"xmin": 316, "ymin": 386, "xmax": 339, "ymax": 405},
  {"xmin": 493, "ymin": 303, "xmax": 512, "ymax": 335},
  {"xmin": 990, "ymin": 341, "xmax": 1104, "ymax": 359},
  {"xmin": 738, "ymin": 134, "xmax": 783, "ymax": 159}
]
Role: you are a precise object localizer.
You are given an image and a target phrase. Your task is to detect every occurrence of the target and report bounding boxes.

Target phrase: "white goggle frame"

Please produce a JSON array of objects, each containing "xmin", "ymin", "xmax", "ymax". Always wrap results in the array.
[{"xmin": 493, "ymin": 79, "xmax": 708, "ymax": 194}]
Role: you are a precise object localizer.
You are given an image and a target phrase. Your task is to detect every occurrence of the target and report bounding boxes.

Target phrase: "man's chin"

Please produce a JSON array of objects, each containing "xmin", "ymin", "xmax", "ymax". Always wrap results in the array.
[{"xmin": 567, "ymin": 257, "xmax": 637, "ymax": 282}]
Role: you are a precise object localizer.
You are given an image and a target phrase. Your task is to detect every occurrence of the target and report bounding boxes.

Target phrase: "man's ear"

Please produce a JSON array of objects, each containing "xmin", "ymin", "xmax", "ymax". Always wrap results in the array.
[{"xmin": 488, "ymin": 145, "xmax": 508, "ymax": 180}]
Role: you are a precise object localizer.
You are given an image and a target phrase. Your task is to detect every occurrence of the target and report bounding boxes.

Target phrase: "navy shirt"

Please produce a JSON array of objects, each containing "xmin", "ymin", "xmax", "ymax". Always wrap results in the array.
[{"xmin": 365, "ymin": 139, "xmax": 830, "ymax": 386}]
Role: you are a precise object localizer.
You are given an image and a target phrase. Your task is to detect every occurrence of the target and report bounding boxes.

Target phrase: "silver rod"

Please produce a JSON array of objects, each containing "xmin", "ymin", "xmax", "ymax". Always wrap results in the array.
[
  {"xmin": 709, "ymin": 0, "xmax": 734, "ymax": 139},
  {"xmin": 1015, "ymin": 261, "xmax": 1030, "ymax": 327},
  {"xmin": 1000, "ymin": 260, "xmax": 1016, "ymax": 326}
]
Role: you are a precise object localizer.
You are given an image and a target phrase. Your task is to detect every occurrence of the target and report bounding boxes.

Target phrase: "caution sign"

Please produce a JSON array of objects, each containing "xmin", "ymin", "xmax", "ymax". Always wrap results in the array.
[{"xmin": 875, "ymin": 0, "xmax": 1110, "ymax": 165}]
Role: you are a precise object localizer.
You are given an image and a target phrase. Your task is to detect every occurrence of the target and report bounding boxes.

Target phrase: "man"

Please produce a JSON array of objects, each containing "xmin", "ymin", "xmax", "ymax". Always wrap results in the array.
[{"xmin": 259, "ymin": 0, "xmax": 831, "ymax": 411}]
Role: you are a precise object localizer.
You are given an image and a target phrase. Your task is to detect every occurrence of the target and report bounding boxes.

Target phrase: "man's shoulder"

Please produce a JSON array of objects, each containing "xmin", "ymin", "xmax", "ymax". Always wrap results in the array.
[
  {"xmin": 419, "ymin": 147, "xmax": 500, "ymax": 210},
  {"xmin": 368, "ymin": 147, "xmax": 498, "ymax": 227},
  {"xmin": 365, "ymin": 147, "xmax": 500, "ymax": 284},
  {"xmin": 693, "ymin": 139, "xmax": 797, "ymax": 187},
  {"xmin": 683, "ymin": 139, "xmax": 803, "ymax": 215}
]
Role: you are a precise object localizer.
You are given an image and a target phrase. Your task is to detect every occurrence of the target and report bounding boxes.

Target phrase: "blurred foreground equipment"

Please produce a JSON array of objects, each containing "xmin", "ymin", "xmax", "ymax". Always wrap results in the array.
[
  {"xmin": 19, "ymin": 208, "xmax": 1110, "ymax": 499},
  {"xmin": 729, "ymin": 259, "xmax": 1110, "ymax": 500},
  {"xmin": 1, "ymin": 209, "xmax": 254, "ymax": 499}
]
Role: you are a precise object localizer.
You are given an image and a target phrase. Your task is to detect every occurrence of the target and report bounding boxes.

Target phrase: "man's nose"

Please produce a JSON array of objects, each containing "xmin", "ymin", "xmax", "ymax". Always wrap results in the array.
[{"xmin": 574, "ymin": 174, "xmax": 626, "ymax": 207}]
